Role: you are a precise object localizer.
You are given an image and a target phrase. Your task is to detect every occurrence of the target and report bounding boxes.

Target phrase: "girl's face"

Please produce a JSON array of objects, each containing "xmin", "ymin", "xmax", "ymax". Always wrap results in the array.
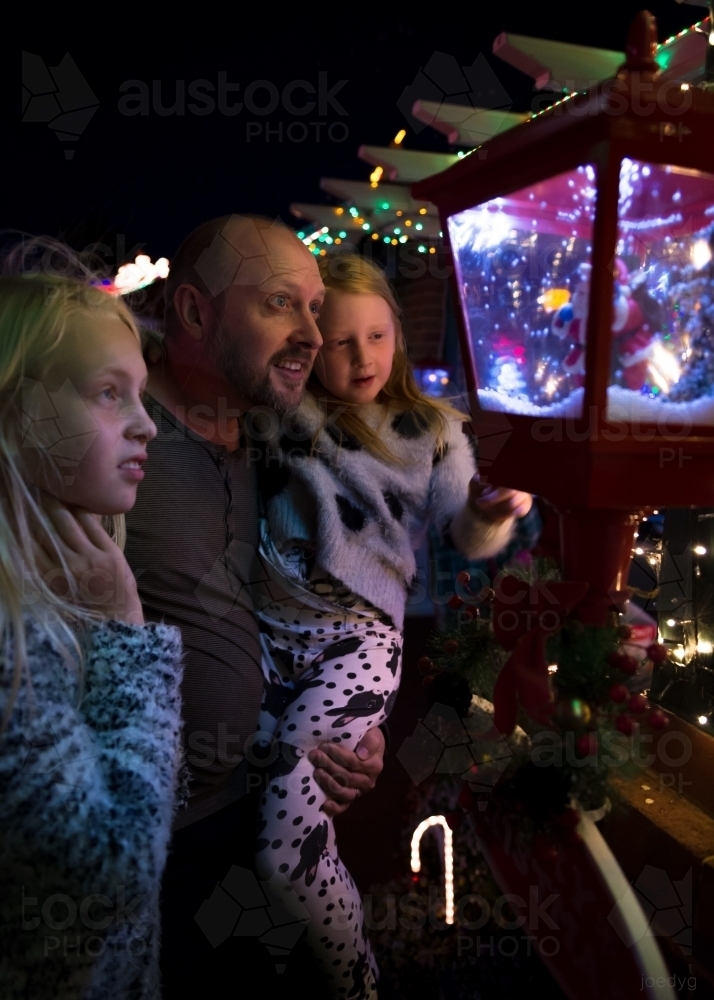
[
  {"xmin": 28, "ymin": 312, "xmax": 157, "ymax": 515},
  {"xmin": 314, "ymin": 292, "xmax": 397, "ymax": 405}
]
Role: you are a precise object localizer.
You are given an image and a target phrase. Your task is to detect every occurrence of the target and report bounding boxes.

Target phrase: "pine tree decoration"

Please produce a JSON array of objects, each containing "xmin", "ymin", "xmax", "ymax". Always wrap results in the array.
[{"xmin": 668, "ymin": 249, "xmax": 714, "ymax": 402}]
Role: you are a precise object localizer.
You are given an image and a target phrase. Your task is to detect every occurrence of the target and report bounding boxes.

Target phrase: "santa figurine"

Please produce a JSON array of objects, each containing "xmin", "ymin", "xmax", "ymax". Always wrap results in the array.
[
  {"xmin": 611, "ymin": 257, "xmax": 661, "ymax": 391},
  {"xmin": 551, "ymin": 262, "xmax": 590, "ymax": 387}
]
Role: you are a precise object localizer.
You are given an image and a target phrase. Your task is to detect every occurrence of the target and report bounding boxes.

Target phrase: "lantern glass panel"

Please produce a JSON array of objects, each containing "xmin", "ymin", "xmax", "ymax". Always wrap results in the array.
[
  {"xmin": 448, "ymin": 164, "xmax": 597, "ymax": 417},
  {"xmin": 607, "ymin": 158, "xmax": 714, "ymax": 426}
]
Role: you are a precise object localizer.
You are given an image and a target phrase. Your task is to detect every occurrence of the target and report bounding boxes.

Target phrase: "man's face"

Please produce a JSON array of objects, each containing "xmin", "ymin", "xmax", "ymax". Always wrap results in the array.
[{"xmin": 211, "ymin": 230, "xmax": 325, "ymax": 414}]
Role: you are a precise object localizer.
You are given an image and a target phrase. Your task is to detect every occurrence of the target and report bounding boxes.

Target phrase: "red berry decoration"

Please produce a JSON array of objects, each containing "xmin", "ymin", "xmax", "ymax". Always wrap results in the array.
[
  {"xmin": 417, "ymin": 656, "xmax": 435, "ymax": 674},
  {"xmin": 553, "ymin": 808, "xmax": 580, "ymax": 830},
  {"xmin": 458, "ymin": 784, "xmax": 476, "ymax": 811},
  {"xmin": 608, "ymin": 651, "xmax": 639, "ymax": 675},
  {"xmin": 445, "ymin": 811, "xmax": 463, "ymax": 831},
  {"xmin": 456, "ymin": 570, "xmax": 471, "ymax": 585},
  {"xmin": 608, "ymin": 683, "xmax": 629, "ymax": 703},
  {"xmin": 443, "ymin": 639, "xmax": 459, "ymax": 655},
  {"xmin": 577, "ymin": 732, "xmax": 598, "ymax": 756},
  {"xmin": 628, "ymin": 694, "xmax": 649, "ymax": 715},
  {"xmin": 447, "ymin": 595, "xmax": 463, "ymax": 610},
  {"xmin": 648, "ymin": 709, "xmax": 669, "ymax": 730},
  {"xmin": 616, "ymin": 714, "xmax": 635, "ymax": 736},
  {"xmin": 647, "ymin": 643, "xmax": 669, "ymax": 664},
  {"xmin": 533, "ymin": 833, "xmax": 559, "ymax": 863}
]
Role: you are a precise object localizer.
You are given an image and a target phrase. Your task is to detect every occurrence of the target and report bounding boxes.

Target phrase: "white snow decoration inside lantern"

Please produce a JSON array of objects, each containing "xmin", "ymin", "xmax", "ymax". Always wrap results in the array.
[
  {"xmin": 114, "ymin": 254, "xmax": 170, "ymax": 294},
  {"xmin": 477, "ymin": 384, "xmax": 714, "ymax": 425},
  {"xmin": 410, "ymin": 815, "xmax": 454, "ymax": 925},
  {"xmin": 606, "ymin": 385, "xmax": 714, "ymax": 425},
  {"xmin": 477, "ymin": 386, "xmax": 584, "ymax": 417}
]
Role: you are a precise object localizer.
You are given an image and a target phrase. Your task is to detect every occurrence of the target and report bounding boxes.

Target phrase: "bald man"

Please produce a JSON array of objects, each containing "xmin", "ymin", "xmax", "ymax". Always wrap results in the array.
[{"xmin": 124, "ymin": 216, "xmax": 384, "ymax": 997}]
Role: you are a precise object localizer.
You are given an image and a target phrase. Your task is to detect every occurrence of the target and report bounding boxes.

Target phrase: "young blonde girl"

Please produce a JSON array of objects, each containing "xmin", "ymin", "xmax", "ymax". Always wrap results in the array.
[
  {"xmin": 253, "ymin": 254, "xmax": 530, "ymax": 1000},
  {"xmin": 0, "ymin": 260, "xmax": 184, "ymax": 1000}
]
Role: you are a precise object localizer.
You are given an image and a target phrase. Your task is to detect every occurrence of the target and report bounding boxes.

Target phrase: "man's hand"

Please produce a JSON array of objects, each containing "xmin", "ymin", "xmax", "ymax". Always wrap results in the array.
[
  {"xmin": 309, "ymin": 726, "xmax": 385, "ymax": 817},
  {"xmin": 468, "ymin": 479, "xmax": 532, "ymax": 523}
]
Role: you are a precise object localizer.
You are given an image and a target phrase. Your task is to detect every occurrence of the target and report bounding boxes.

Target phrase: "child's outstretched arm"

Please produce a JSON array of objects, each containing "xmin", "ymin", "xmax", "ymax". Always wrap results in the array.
[
  {"xmin": 467, "ymin": 481, "xmax": 532, "ymax": 523},
  {"xmin": 429, "ymin": 419, "xmax": 532, "ymax": 560}
]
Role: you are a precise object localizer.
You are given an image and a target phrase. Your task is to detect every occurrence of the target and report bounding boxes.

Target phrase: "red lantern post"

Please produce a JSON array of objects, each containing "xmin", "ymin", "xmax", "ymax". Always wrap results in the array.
[
  {"xmin": 413, "ymin": 11, "xmax": 714, "ymax": 622},
  {"xmin": 413, "ymin": 13, "xmax": 714, "ymax": 996}
]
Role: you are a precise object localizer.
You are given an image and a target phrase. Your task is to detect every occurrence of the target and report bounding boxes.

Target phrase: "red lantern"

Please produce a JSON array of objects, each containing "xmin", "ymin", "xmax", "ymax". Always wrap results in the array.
[{"xmin": 413, "ymin": 11, "xmax": 714, "ymax": 623}]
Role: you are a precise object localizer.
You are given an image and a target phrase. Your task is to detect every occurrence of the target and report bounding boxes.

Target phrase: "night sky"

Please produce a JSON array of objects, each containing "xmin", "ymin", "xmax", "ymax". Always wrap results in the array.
[{"xmin": 13, "ymin": 3, "xmax": 702, "ymax": 264}]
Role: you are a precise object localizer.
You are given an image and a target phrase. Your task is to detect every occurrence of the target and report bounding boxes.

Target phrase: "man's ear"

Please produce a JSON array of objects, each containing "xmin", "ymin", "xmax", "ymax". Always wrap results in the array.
[{"xmin": 173, "ymin": 284, "xmax": 212, "ymax": 343}]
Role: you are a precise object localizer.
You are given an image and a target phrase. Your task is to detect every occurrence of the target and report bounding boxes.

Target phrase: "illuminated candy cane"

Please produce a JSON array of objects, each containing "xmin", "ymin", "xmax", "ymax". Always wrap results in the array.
[{"xmin": 410, "ymin": 815, "xmax": 454, "ymax": 925}]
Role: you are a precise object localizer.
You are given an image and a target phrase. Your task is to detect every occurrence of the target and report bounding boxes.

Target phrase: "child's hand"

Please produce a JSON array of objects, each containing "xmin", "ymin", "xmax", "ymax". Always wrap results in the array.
[
  {"xmin": 35, "ymin": 496, "xmax": 144, "ymax": 625},
  {"xmin": 468, "ymin": 478, "xmax": 532, "ymax": 524}
]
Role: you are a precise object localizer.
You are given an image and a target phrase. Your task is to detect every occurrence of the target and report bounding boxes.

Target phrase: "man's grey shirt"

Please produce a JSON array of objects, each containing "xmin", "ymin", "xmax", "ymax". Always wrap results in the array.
[{"xmin": 124, "ymin": 397, "xmax": 264, "ymax": 829}]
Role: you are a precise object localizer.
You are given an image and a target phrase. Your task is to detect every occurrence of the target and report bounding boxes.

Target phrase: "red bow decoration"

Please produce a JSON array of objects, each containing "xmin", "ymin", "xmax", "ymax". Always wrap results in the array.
[{"xmin": 492, "ymin": 576, "xmax": 589, "ymax": 736}]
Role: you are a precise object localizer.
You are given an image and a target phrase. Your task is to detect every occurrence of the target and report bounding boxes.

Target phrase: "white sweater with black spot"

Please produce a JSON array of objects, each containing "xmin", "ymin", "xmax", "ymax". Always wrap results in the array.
[
  {"xmin": 261, "ymin": 396, "xmax": 515, "ymax": 629},
  {"xmin": 0, "ymin": 617, "xmax": 183, "ymax": 1000}
]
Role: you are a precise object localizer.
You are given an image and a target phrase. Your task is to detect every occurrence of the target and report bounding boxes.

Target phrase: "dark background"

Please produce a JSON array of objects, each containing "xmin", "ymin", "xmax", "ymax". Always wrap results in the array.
[{"xmin": 11, "ymin": 3, "xmax": 704, "ymax": 262}]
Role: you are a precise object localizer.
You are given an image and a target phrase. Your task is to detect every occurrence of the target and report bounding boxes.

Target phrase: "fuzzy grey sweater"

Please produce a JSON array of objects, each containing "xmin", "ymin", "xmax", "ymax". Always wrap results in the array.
[
  {"xmin": 0, "ymin": 617, "xmax": 184, "ymax": 1000},
  {"xmin": 259, "ymin": 396, "xmax": 515, "ymax": 628}
]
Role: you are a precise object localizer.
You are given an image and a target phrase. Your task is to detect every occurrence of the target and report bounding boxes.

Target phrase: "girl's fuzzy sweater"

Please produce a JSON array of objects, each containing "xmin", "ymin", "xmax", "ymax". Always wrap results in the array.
[
  {"xmin": 0, "ymin": 617, "xmax": 183, "ymax": 1000},
  {"xmin": 259, "ymin": 395, "xmax": 515, "ymax": 629}
]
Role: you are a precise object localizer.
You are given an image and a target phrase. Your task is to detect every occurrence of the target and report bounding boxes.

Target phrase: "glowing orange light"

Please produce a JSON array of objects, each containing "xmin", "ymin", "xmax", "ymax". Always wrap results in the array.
[{"xmin": 539, "ymin": 288, "xmax": 571, "ymax": 313}]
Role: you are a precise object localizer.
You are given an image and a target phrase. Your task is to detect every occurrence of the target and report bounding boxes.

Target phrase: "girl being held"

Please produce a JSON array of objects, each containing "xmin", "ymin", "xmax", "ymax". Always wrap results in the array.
[
  {"xmin": 0, "ymin": 260, "xmax": 184, "ymax": 1000},
  {"xmin": 253, "ymin": 255, "xmax": 530, "ymax": 1000}
]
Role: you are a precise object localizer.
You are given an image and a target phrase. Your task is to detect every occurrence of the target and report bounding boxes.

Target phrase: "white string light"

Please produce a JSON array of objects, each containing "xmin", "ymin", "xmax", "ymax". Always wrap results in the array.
[
  {"xmin": 113, "ymin": 254, "xmax": 169, "ymax": 294},
  {"xmin": 410, "ymin": 815, "xmax": 454, "ymax": 925}
]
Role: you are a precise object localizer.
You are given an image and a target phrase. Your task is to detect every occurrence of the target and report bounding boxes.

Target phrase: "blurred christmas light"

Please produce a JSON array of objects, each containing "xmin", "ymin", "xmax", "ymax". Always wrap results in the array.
[
  {"xmin": 410, "ymin": 816, "xmax": 454, "ymax": 925},
  {"xmin": 695, "ymin": 545, "xmax": 707, "ymax": 555},
  {"xmin": 691, "ymin": 238, "xmax": 712, "ymax": 270},
  {"xmin": 113, "ymin": 254, "xmax": 169, "ymax": 295},
  {"xmin": 393, "ymin": 129, "xmax": 407, "ymax": 145},
  {"xmin": 539, "ymin": 287, "xmax": 570, "ymax": 313},
  {"xmin": 697, "ymin": 640, "xmax": 713, "ymax": 654},
  {"xmin": 369, "ymin": 165, "xmax": 383, "ymax": 187},
  {"xmin": 699, "ymin": 715, "xmax": 709, "ymax": 724},
  {"xmin": 648, "ymin": 341, "xmax": 682, "ymax": 391}
]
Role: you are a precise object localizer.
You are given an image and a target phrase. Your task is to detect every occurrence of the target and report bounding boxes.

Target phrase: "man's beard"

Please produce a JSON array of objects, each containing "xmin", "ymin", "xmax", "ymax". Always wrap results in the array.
[{"xmin": 211, "ymin": 328, "xmax": 313, "ymax": 417}]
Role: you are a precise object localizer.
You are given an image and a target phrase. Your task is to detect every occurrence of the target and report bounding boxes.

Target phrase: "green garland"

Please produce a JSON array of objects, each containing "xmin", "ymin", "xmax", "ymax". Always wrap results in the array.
[{"xmin": 423, "ymin": 576, "xmax": 670, "ymax": 833}]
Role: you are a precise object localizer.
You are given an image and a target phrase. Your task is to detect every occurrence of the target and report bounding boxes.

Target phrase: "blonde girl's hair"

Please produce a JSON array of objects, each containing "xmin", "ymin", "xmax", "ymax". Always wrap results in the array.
[
  {"xmin": 310, "ymin": 253, "xmax": 466, "ymax": 461},
  {"xmin": 0, "ymin": 265, "xmax": 139, "ymax": 732}
]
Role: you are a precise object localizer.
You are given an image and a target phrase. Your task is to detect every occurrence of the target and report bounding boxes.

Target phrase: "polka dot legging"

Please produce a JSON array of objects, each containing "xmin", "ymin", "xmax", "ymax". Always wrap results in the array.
[{"xmin": 253, "ymin": 599, "xmax": 402, "ymax": 999}]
